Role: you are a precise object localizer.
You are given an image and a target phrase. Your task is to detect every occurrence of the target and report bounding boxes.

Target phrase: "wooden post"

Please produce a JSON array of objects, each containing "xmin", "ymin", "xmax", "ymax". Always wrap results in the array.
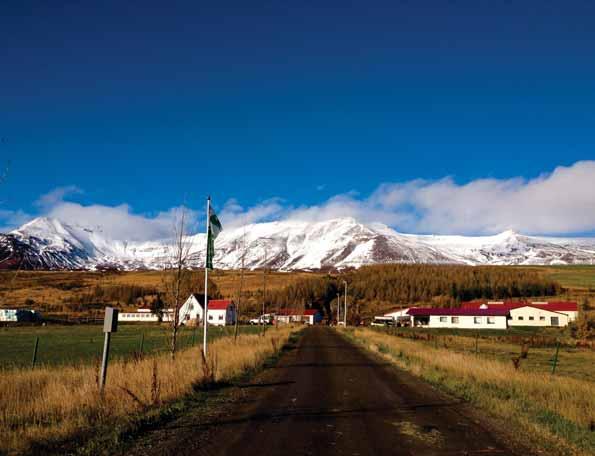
[
  {"xmin": 551, "ymin": 340, "xmax": 561, "ymax": 375},
  {"xmin": 139, "ymin": 332, "xmax": 145, "ymax": 354},
  {"xmin": 31, "ymin": 336, "xmax": 39, "ymax": 368},
  {"xmin": 99, "ymin": 307, "xmax": 118, "ymax": 392},
  {"xmin": 475, "ymin": 332, "xmax": 479, "ymax": 355}
]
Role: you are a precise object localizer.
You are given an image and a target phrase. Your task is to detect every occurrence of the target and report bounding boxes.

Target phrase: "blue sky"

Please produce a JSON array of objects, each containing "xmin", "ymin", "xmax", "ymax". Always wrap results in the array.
[{"xmin": 1, "ymin": 1, "xmax": 595, "ymax": 237}]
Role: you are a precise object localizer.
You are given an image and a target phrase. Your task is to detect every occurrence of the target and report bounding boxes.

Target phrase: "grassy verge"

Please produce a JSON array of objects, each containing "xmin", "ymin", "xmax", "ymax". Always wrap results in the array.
[
  {"xmin": 343, "ymin": 327, "xmax": 595, "ymax": 456},
  {"xmin": 0, "ymin": 327, "xmax": 297, "ymax": 455}
]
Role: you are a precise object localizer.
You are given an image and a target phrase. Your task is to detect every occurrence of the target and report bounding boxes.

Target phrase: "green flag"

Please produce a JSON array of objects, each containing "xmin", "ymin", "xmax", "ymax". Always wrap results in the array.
[{"xmin": 206, "ymin": 206, "xmax": 222, "ymax": 269}]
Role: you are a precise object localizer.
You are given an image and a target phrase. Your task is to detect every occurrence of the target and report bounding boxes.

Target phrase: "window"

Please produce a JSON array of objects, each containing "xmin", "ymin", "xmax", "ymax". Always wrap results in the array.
[
  {"xmin": 208, "ymin": 315, "xmax": 213, "ymax": 320},
  {"xmin": 219, "ymin": 315, "xmax": 224, "ymax": 320},
  {"xmin": 529, "ymin": 316, "xmax": 534, "ymax": 321},
  {"xmin": 439, "ymin": 316, "xmax": 447, "ymax": 323},
  {"xmin": 487, "ymin": 316, "xmax": 495, "ymax": 324},
  {"xmin": 539, "ymin": 316, "xmax": 545, "ymax": 321},
  {"xmin": 518, "ymin": 316, "xmax": 524, "ymax": 321},
  {"xmin": 474, "ymin": 317, "xmax": 482, "ymax": 324},
  {"xmin": 451, "ymin": 317, "xmax": 459, "ymax": 324}
]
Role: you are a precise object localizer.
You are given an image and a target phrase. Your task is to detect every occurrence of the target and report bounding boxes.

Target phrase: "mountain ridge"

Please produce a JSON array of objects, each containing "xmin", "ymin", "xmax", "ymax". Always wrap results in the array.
[{"xmin": 1, "ymin": 216, "xmax": 594, "ymax": 271}]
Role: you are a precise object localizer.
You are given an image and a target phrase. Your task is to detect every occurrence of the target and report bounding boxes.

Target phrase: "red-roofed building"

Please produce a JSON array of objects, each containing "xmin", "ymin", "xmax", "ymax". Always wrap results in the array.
[
  {"xmin": 460, "ymin": 300, "xmax": 578, "ymax": 327},
  {"xmin": 276, "ymin": 308, "xmax": 322, "ymax": 325},
  {"xmin": 407, "ymin": 307, "xmax": 509, "ymax": 329}
]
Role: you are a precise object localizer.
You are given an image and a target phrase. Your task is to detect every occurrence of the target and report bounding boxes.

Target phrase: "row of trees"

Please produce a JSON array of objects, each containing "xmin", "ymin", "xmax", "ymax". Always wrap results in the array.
[{"xmin": 265, "ymin": 265, "xmax": 561, "ymax": 318}]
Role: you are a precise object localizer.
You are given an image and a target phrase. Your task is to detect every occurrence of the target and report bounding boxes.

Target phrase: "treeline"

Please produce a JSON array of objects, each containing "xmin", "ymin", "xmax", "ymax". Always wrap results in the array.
[
  {"xmin": 66, "ymin": 284, "xmax": 159, "ymax": 306},
  {"xmin": 266, "ymin": 265, "xmax": 561, "ymax": 316},
  {"xmin": 346, "ymin": 265, "xmax": 560, "ymax": 304}
]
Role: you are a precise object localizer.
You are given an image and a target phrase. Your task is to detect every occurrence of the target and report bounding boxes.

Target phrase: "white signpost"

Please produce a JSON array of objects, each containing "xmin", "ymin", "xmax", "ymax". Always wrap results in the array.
[{"xmin": 99, "ymin": 307, "xmax": 118, "ymax": 391}]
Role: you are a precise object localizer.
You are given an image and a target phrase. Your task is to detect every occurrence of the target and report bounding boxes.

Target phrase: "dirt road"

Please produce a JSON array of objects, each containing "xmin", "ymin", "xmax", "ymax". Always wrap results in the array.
[{"xmin": 126, "ymin": 327, "xmax": 526, "ymax": 455}]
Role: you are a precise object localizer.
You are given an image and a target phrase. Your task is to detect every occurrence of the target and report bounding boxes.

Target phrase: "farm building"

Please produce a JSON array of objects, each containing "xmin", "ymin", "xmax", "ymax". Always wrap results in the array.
[
  {"xmin": 0, "ymin": 308, "xmax": 41, "ymax": 322},
  {"xmin": 204, "ymin": 299, "xmax": 236, "ymax": 326},
  {"xmin": 118, "ymin": 308, "xmax": 162, "ymax": 322},
  {"xmin": 383, "ymin": 308, "xmax": 412, "ymax": 325},
  {"xmin": 461, "ymin": 300, "xmax": 578, "ymax": 327},
  {"xmin": 275, "ymin": 309, "xmax": 322, "ymax": 325},
  {"xmin": 407, "ymin": 308, "xmax": 509, "ymax": 330},
  {"xmin": 118, "ymin": 295, "xmax": 236, "ymax": 327},
  {"xmin": 508, "ymin": 306, "xmax": 569, "ymax": 327}
]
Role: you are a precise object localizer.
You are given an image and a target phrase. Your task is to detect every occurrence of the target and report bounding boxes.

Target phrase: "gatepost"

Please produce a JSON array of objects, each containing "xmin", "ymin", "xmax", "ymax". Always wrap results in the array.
[{"xmin": 99, "ymin": 307, "xmax": 118, "ymax": 392}]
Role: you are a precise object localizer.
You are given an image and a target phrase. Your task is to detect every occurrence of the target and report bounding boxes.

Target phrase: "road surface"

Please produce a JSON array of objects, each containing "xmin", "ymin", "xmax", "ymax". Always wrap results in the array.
[{"xmin": 127, "ymin": 327, "xmax": 527, "ymax": 455}]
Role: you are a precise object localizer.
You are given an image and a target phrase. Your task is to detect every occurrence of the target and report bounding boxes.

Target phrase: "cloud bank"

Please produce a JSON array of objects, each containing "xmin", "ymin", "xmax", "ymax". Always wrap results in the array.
[
  {"xmin": 286, "ymin": 161, "xmax": 595, "ymax": 235},
  {"xmin": 2, "ymin": 161, "xmax": 594, "ymax": 239}
]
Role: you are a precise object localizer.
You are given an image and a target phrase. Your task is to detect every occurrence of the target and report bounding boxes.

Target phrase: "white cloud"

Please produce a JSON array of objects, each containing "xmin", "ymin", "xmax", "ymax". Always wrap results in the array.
[
  {"xmin": 35, "ymin": 185, "xmax": 83, "ymax": 209},
  {"xmin": 219, "ymin": 198, "xmax": 285, "ymax": 228},
  {"xmin": 284, "ymin": 161, "xmax": 595, "ymax": 235},
  {"xmin": 4, "ymin": 161, "xmax": 595, "ymax": 238},
  {"xmin": 45, "ymin": 202, "xmax": 199, "ymax": 242}
]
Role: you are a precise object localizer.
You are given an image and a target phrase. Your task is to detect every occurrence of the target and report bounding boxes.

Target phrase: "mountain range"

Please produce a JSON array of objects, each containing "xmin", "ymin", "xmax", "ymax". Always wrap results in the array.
[{"xmin": 1, "ymin": 216, "xmax": 595, "ymax": 271}]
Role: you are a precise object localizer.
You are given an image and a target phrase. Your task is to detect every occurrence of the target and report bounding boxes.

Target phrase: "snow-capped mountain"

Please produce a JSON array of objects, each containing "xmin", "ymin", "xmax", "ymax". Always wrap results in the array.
[{"xmin": 1, "ymin": 216, "xmax": 594, "ymax": 271}]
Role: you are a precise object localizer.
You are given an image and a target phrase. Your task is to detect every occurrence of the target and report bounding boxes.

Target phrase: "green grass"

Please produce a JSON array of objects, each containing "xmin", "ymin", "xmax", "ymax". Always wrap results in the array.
[
  {"xmin": 534, "ymin": 265, "xmax": 595, "ymax": 290},
  {"xmin": 0, "ymin": 324, "xmax": 261, "ymax": 369}
]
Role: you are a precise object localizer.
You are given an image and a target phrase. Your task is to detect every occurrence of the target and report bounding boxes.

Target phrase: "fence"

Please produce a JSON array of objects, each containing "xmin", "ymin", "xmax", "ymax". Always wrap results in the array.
[{"xmin": 0, "ymin": 324, "xmax": 260, "ymax": 370}]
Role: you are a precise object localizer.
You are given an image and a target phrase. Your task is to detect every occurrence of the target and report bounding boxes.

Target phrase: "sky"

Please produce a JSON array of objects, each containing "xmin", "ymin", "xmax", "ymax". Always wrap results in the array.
[{"xmin": 1, "ymin": 1, "xmax": 595, "ymax": 238}]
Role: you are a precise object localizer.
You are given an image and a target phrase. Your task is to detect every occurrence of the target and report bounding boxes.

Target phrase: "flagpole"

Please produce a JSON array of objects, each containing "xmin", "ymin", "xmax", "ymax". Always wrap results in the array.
[{"xmin": 203, "ymin": 196, "xmax": 210, "ymax": 357}]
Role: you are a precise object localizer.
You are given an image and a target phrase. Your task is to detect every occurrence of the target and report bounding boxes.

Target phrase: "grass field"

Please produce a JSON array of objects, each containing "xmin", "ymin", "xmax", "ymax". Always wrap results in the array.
[
  {"xmin": 537, "ymin": 265, "xmax": 595, "ymax": 290},
  {"xmin": 0, "ymin": 324, "xmax": 263, "ymax": 369},
  {"xmin": 371, "ymin": 327, "xmax": 595, "ymax": 382},
  {"xmin": 0, "ymin": 326, "xmax": 296, "ymax": 455},
  {"xmin": 346, "ymin": 327, "xmax": 595, "ymax": 456}
]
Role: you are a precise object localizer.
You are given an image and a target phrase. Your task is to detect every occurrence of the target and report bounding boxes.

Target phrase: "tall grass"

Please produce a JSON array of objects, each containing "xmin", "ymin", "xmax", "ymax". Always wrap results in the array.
[
  {"xmin": 0, "ymin": 327, "xmax": 294, "ymax": 455},
  {"xmin": 347, "ymin": 328, "xmax": 595, "ymax": 456}
]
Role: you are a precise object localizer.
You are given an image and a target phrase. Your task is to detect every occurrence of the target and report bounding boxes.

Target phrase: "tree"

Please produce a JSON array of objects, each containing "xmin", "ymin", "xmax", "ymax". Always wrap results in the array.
[{"xmin": 162, "ymin": 208, "xmax": 196, "ymax": 357}]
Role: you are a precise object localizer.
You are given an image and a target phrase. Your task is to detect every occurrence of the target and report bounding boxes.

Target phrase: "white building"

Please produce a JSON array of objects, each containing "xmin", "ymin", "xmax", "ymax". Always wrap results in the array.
[
  {"xmin": 0, "ymin": 308, "xmax": 40, "ymax": 322},
  {"xmin": 118, "ymin": 308, "xmax": 162, "ymax": 322},
  {"xmin": 118, "ymin": 295, "xmax": 236, "ymax": 327},
  {"xmin": 407, "ymin": 308, "xmax": 509, "ymax": 330},
  {"xmin": 461, "ymin": 301, "xmax": 578, "ymax": 327},
  {"xmin": 383, "ymin": 308, "xmax": 412, "ymax": 325},
  {"xmin": 275, "ymin": 309, "xmax": 322, "ymax": 325},
  {"xmin": 508, "ymin": 306, "xmax": 569, "ymax": 327}
]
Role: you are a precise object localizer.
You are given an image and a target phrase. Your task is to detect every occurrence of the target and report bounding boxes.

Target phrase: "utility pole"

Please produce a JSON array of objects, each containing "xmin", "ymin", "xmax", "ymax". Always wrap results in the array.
[
  {"xmin": 262, "ymin": 249, "xmax": 267, "ymax": 336},
  {"xmin": 343, "ymin": 280, "xmax": 348, "ymax": 326}
]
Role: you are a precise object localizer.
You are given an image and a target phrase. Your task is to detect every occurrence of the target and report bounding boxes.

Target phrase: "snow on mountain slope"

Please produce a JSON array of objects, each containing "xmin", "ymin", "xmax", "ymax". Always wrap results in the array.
[{"xmin": 1, "ymin": 216, "xmax": 594, "ymax": 270}]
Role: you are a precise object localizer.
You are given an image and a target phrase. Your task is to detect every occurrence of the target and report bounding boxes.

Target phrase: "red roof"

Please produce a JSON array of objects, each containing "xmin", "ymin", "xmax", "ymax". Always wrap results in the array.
[
  {"xmin": 208, "ymin": 299, "xmax": 233, "ymax": 310},
  {"xmin": 530, "ymin": 301, "xmax": 578, "ymax": 312},
  {"xmin": 407, "ymin": 308, "xmax": 510, "ymax": 317},
  {"xmin": 461, "ymin": 300, "xmax": 577, "ymax": 312},
  {"xmin": 277, "ymin": 308, "xmax": 320, "ymax": 316}
]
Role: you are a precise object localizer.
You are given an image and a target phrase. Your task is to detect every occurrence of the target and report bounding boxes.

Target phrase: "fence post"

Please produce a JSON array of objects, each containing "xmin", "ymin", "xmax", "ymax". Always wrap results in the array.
[
  {"xmin": 139, "ymin": 332, "xmax": 145, "ymax": 354},
  {"xmin": 475, "ymin": 332, "xmax": 479, "ymax": 355},
  {"xmin": 551, "ymin": 340, "xmax": 561, "ymax": 375},
  {"xmin": 31, "ymin": 337, "xmax": 39, "ymax": 368}
]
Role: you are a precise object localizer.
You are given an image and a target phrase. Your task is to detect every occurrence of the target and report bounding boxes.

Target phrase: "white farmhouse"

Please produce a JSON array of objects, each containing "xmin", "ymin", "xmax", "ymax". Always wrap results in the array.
[
  {"xmin": 203, "ymin": 299, "xmax": 236, "ymax": 326},
  {"xmin": 118, "ymin": 294, "xmax": 236, "ymax": 327},
  {"xmin": 407, "ymin": 308, "xmax": 509, "ymax": 330}
]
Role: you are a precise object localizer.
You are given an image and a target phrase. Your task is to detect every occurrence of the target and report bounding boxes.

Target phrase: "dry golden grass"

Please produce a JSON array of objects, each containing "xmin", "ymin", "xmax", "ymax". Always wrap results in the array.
[
  {"xmin": 348, "ymin": 328, "xmax": 595, "ymax": 456},
  {"xmin": 0, "ymin": 326, "xmax": 294, "ymax": 455}
]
